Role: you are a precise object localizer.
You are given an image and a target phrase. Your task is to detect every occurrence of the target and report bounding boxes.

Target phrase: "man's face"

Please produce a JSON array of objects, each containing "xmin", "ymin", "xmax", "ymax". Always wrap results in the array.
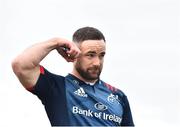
[{"xmin": 74, "ymin": 40, "xmax": 106, "ymax": 81}]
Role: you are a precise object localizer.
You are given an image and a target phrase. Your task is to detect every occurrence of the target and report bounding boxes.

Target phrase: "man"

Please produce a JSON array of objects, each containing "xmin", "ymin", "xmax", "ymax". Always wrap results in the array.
[{"xmin": 12, "ymin": 27, "xmax": 134, "ymax": 126}]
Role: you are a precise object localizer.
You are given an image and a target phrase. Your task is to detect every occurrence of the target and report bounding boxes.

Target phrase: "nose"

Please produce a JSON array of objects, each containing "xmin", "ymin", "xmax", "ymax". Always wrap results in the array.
[{"xmin": 92, "ymin": 57, "xmax": 101, "ymax": 66}]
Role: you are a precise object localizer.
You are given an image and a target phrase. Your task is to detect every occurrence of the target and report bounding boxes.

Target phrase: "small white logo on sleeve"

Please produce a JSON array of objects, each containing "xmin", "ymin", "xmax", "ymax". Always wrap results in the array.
[
  {"xmin": 74, "ymin": 87, "xmax": 88, "ymax": 97},
  {"xmin": 107, "ymin": 94, "xmax": 120, "ymax": 104}
]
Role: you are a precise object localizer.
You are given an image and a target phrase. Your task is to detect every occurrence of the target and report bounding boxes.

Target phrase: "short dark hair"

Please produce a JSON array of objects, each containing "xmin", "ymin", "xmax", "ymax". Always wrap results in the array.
[{"xmin": 73, "ymin": 27, "xmax": 106, "ymax": 43}]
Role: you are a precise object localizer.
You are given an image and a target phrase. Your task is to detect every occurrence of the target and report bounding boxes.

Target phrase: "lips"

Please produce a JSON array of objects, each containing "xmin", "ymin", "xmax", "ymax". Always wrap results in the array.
[{"xmin": 88, "ymin": 68, "xmax": 100, "ymax": 74}]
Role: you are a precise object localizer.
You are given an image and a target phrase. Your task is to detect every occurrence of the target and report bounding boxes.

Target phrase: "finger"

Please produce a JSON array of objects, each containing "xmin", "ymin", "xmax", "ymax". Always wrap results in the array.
[
  {"xmin": 67, "ymin": 50, "xmax": 78, "ymax": 58},
  {"xmin": 57, "ymin": 47, "xmax": 76, "ymax": 62},
  {"xmin": 57, "ymin": 48, "xmax": 68, "ymax": 58},
  {"xmin": 65, "ymin": 56, "xmax": 76, "ymax": 62},
  {"xmin": 73, "ymin": 51, "xmax": 81, "ymax": 59},
  {"xmin": 66, "ymin": 43, "xmax": 79, "ymax": 53},
  {"xmin": 67, "ymin": 47, "xmax": 81, "ymax": 58}
]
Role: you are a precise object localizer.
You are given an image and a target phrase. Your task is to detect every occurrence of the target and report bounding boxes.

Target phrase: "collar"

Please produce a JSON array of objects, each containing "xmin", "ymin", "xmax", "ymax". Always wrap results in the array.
[{"xmin": 66, "ymin": 73, "xmax": 101, "ymax": 86}]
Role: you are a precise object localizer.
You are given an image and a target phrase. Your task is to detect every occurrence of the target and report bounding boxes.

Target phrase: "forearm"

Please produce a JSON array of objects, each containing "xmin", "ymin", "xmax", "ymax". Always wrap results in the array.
[{"xmin": 13, "ymin": 38, "xmax": 58, "ymax": 69}]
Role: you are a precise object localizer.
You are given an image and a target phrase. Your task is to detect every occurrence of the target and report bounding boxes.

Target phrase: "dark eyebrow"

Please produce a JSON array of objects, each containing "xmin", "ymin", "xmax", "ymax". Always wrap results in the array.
[
  {"xmin": 85, "ymin": 50, "xmax": 106, "ymax": 56},
  {"xmin": 86, "ymin": 51, "xmax": 97, "ymax": 54},
  {"xmin": 100, "ymin": 52, "xmax": 106, "ymax": 55}
]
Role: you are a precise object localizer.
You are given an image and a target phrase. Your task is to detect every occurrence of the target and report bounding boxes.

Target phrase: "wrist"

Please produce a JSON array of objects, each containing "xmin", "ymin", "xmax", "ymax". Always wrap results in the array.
[{"xmin": 46, "ymin": 38, "xmax": 62, "ymax": 50}]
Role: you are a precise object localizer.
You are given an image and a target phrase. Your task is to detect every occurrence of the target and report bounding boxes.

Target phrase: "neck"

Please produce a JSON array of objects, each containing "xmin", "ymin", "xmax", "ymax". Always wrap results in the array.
[{"xmin": 71, "ymin": 68, "xmax": 98, "ymax": 83}]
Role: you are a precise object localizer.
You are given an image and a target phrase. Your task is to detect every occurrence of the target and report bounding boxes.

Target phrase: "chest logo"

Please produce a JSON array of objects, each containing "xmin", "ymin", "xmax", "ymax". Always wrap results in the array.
[
  {"xmin": 74, "ymin": 87, "xmax": 88, "ymax": 97},
  {"xmin": 94, "ymin": 102, "xmax": 108, "ymax": 111}
]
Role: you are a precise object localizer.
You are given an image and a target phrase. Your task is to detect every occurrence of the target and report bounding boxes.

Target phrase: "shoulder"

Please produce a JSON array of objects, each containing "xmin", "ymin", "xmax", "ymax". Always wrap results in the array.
[
  {"xmin": 103, "ymin": 82, "xmax": 126, "ymax": 97},
  {"xmin": 40, "ymin": 65, "xmax": 65, "ymax": 79},
  {"xmin": 103, "ymin": 82, "xmax": 132, "ymax": 110},
  {"xmin": 30, "ymin": 66, "xmax": 66, "ymax": 96},
  {"xmin": 29, "ymin": 65, "xmax": 65, "ymax": 92}
]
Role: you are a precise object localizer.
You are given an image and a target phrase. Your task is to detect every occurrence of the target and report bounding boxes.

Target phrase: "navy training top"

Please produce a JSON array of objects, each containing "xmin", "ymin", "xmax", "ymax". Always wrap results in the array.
[{"xmin": 29, "ymin": 66, "xmax": 134, "ymax": 126}]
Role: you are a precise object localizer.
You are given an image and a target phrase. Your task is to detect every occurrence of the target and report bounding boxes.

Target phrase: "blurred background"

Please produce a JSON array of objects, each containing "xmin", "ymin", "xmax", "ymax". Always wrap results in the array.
[{"xmin": 0, "ymin": 0, "xmax": 179, "ymax": 126}]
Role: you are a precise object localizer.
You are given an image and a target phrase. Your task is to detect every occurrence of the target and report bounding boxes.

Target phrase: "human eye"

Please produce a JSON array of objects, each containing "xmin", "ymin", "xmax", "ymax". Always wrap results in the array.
[
  {"xmin": 87, "ymin": 53, "xmax": 95, "ymax": 58},
  {"xmin": 99, "ymin": 52, "xmax": 105, "ymax": 59}
]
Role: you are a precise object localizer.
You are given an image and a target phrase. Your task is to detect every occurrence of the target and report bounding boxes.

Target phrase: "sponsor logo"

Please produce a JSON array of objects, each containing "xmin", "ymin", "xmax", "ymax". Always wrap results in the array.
[
  {"xmin": 107, "ymin": 94, "xmax": 120, "ymax": 104},
  {"xmin": 72, "ymin": 106, "xmax": 122, "ymax": 124},
  {"xmin": 74, "ymin": 87, "xmax": 88, "ymax": 97},
  {"xmin": 94, "ymin": 102, "xmax": 108, "ymax": 111}
]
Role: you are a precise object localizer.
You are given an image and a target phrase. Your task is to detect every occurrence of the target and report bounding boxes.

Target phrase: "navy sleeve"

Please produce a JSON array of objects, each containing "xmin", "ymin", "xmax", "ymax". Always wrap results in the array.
[
  {"xmin": 29, "ymin": 66, "xmax": 64, "ymax": 105},
  {"xmin": 28, "ymin": 66, "xmax": 69, "ymax": 126},
  {"xmin": 120, "ymin": 95, "xmax": 134, "ymax": 126}
]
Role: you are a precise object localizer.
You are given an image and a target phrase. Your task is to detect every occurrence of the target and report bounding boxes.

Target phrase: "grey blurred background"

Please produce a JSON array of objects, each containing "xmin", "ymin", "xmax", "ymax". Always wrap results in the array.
[{"xmin": 0, "ymin": 0, "xmax": 179, "ymax": 126}]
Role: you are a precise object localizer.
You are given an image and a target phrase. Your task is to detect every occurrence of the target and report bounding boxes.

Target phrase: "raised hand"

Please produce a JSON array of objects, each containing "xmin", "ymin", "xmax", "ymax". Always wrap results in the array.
[{"xmin": 55, "ymin": 38, "xmax": 81, "ymax": 62}]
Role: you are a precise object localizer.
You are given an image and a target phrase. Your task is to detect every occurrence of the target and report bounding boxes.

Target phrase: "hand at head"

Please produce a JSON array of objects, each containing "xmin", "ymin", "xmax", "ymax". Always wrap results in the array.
[{"xmin": 55, "ymin": 38, "xmax": 81, "ymax": 62}]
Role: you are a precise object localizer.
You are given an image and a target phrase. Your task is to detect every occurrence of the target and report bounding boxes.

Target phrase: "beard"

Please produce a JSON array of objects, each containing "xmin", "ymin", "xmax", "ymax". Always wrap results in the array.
[{"xmin": 75, "ymin": 61, "xmax": 102, "ymax": 81}]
